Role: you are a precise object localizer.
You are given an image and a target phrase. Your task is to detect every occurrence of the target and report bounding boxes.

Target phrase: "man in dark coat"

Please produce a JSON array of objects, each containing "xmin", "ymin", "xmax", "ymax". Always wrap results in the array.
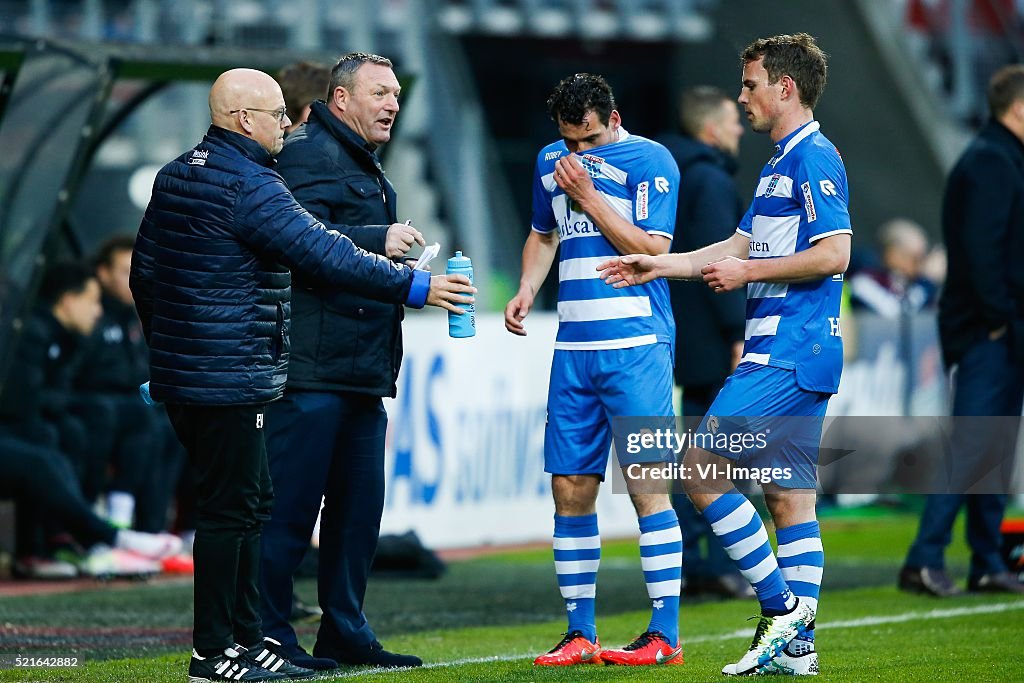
[
  {"xmin": 258, "ymin": 52, "xmax": 427, "ymax": 671},
  {"xmin": 131, "ymin": 68, "xmax": 473, "ymax": 682},
  {"xmin": 658, "ymin": 86, "xmax": 752, "ymax": 599},
  {"xmin": 900, "ymin": 64, "xmax": 1024, "ymax": 597}
]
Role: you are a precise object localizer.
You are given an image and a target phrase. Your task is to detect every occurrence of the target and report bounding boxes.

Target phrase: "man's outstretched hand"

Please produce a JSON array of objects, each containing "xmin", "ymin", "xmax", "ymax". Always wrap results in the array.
[{"xmin": 597, "ymin": 254, "xmax": 659, "ymax": 288}]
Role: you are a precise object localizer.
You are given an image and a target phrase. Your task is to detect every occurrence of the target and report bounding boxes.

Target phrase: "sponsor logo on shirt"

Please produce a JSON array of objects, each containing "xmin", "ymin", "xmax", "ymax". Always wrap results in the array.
[
  {"xmin": 581, "ymin": 153, "xmax": 604, "ymax": 178},
  {"xmin": 750, "ymin": 241, "xmax": 771, "ymax": 253},
  {"xmin": 545, "ymin": 150, "xmax": 562, "ymax": 161},
  {"xmin": 558, "ymin": 216, "xmax": 601, "ymax": 239},
  {"xmin": 636, "ymin": 181, "xmax": 650, "ymax": 220},
  {"xmin": 801, "ymin": 181, "xmax": 817, "ymax": 222},
  {"xmin": 819, "ymin": 179, "xmax": 837, "ymax": 196},
  {"xmin": 189, "ymin": 149, "xmax": 209, "ymax": 166}
]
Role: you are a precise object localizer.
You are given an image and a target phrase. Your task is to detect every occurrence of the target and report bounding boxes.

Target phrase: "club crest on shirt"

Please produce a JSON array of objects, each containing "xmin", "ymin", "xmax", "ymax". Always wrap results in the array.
[
  {"xmin": 764, "ymin": 173, "xmax": 781, "ymax": 197},
  {"xmin": 581, "ymin": 153, "xmax": 604, "ymax": 178}
]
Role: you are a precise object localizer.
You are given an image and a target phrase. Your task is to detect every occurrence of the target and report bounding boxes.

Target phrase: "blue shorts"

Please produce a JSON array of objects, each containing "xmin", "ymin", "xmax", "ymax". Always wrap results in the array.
[
  {"xmin": 695, "ymin": 363, "xmax": 831, "ymax": 489},
  {"xmin": 545, "ymin": 343, "xmax": 674, "ymax": 477}
]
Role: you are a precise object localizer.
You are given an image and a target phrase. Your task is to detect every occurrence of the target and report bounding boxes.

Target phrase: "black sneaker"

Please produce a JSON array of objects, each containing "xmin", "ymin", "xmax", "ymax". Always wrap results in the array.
[
  {"xmin": 315, "ymin": 639, "xmax": 422, "ymax": 668},
  {"xmin": 898, "ymin": 566, "xmax": 963, "ymax": 597},
  {"xmin": 187, "ymin": 647, "xmax": 286, "ymax": 682},
  {"xmin": 244, "ymin": 639, "xmax": 316, "ymax": 679},
  {"xmin": 967, "ymin": 572, "xmax": 1024, "ymax": 594}
]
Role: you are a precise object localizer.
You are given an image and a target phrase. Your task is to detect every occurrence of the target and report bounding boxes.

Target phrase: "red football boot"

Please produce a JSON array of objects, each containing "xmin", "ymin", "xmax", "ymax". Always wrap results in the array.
[
  {"xmin": 533, "ymin": 630, "xmax": 602, "ymax": 666},
  {"xmin": 600, "ymin": 631, "xmax": 684, "ymax": 666}
]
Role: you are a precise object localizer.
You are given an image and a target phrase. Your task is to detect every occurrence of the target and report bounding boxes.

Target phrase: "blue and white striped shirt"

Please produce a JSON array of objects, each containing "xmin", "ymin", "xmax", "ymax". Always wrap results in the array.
[
  {"xmin": 531, "ymin": 130, "xmax": 680, "ymax": 351},
  {"xmin": 737, "ymin": 120, "xmax": 852, "ymax": 394}
]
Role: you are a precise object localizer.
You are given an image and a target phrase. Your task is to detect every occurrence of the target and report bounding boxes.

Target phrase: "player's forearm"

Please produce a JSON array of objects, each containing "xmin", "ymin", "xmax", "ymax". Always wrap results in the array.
[
  {"xmin": 658, "ymin": 234, "xmax": 748, "ymax": 280},
  {"xmin": 518, "ymin": 230, "xmax": 558, "ymax": 296},
  {"xmin": 745, "ymin": 234, "xmax": 850, "ymax": 283},
  {"xmin": 580, "ymin": 195, "xmax": 668, "ymax": 256}
]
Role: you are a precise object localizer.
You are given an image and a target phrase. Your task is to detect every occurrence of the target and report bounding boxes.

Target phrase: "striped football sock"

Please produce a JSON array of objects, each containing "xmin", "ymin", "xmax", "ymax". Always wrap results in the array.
[
  {"xmin": 553, "ymin": 513, "xmax": 600, "ymax": 642},
  {"xmin": 638, "ymin": 509, "xmax": 682, "ymax": 646},
  {"xmin": 777, "ymin": 520, "xmax": 823, "ymax": 643},
  {"xmin": 702, "ymin": 490, "xmax": 796, "ymax": 615}
]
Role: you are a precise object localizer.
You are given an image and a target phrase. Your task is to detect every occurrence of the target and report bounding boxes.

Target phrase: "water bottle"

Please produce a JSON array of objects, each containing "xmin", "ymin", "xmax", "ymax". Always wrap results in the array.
[{"xmin": 447, "ymin": 251, "xmax": 476, "ymax": 338}]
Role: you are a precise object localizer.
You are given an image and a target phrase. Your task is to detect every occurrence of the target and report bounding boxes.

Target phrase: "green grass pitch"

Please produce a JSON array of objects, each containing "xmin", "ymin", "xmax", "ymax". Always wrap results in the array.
[{"xmin": 1, "ymin": 509, "xmax": 1021, "ymax": 681}]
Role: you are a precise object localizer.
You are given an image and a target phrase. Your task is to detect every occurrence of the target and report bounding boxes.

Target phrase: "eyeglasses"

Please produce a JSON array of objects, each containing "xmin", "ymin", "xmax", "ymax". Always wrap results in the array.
[{"xmin": 229, "ymin": 107, "xmax": 288, "ymax": 123}]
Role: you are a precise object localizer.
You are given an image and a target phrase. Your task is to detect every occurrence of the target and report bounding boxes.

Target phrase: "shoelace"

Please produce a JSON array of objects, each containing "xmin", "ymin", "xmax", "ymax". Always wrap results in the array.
[
  {"xmin": 547, "ymin": 630, "xmax": 586, "ymax": 653},
  {"xmin": 746, "ymin": 615, "xmax": 772, "ymax": 650},
  {"xmin": 623, "ymin": 631, "xmax": 666, "ymax": 651}
]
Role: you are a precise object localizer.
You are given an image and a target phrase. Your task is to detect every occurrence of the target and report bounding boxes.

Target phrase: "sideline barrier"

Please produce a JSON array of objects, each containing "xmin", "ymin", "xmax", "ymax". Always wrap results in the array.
[{"xmin": 380, "ymin": 312, "xmax": 637, "ymax": 548}]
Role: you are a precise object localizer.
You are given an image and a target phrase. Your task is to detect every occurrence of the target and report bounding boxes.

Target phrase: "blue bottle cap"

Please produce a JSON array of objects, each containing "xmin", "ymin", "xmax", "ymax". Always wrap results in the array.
[{"xmin": 447, "ymin": 251, "xmax": 472, "ymax": 269}]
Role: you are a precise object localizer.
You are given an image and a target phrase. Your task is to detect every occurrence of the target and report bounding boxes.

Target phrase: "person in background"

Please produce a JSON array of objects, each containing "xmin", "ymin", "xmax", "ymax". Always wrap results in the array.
[
  {"xmin": 899, "ymin": 64, "xmax": 1024, "ymax": 598},
  {"xmin": 0, "ymin": 433, "xmax": 185, "ymax": 579},
  {"xmin": 0, "ymin": 262, "xmax": 182, "ymax": 578},
  {"xmin": 277, "ymin": 61, "xmax": 332, "ymax": 135},
  {"xmin": 659, "ymin": 85, "xmax": 754, "ymax": 601},
  {"xmin": 849, "ymin": 218, "xmax": 937, "ymax": 318},
  {"xmin": 73, "ymin": 236, "xmax": 185, "ymax": 537}
]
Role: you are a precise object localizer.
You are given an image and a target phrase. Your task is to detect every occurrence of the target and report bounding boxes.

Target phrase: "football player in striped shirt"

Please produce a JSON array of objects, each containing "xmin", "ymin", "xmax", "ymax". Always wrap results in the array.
[
  {"xmin": 505, "ymin": 73, "xmax": 685, "ymax": 667},
  {"xmin": 599, "ymin": 33, "xmax": 851, "ymax": 676}
]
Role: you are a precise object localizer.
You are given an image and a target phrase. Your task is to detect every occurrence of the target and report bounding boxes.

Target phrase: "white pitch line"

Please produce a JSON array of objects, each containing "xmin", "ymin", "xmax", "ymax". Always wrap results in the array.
[{"xmin": 330, "ymin": 600, "xmax": 1024, "ymax": 678}]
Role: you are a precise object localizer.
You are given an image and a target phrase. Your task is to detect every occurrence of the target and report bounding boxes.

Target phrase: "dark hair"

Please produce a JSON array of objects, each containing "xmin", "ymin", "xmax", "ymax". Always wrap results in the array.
[
  {"xmin": 546, "ymin": 73, "xmax": 616, "ymax": 126},
  {"xmin": 277, "ymin": 60, "xmax": 332, "ymax": 117},
  {"xmin": 741, "ymin": 33, "xmax": 828, "ymax": 109},
  {"xmin": 328, "ymin": 52, "xmax": 393, "ymax": 99},
  {"xmin": 37, "ymin": 261, "xmax": 94, "ymax": 305},
  {"xmin": 679, "ymin": 86, "xmax": 731, "ymax": 138},
  {"xmin": 91, "ymin": 234, "xmax": 135, "ymax": 271},
  {"xmin": 988, "ymin": 64, "xmax": 1024, "ymax": 118}
]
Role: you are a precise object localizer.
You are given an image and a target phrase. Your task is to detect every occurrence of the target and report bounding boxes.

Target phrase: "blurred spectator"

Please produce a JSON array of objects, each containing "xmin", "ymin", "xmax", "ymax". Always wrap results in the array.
[
  {"xmin": 0, "ymin": 262, "xmax": 181, "ymax": 578},
  {"xmin": 0, "ymin": 262, "xmax": 101, "ymax": 465},
  {"xmin": 0, "ymin": 434, "xmax": 183, "ymax": 579},
  {"xmin": 900, "ymin": 64, "xmax": 1024, "ymax": 597},
  {"xmin": 74, "ymin": 236, "xmax": 186, "ymax": 535},
  {"xmin": 658, "ymin": 85, "xmax": 753, "ymax": 600},
  {"xmin": 849, "ymin": 218, "xmax": 938, "ymax": 318},
  {"xmin": 277, "ymin": 61, "xmax": 332, "ymax": 134}
]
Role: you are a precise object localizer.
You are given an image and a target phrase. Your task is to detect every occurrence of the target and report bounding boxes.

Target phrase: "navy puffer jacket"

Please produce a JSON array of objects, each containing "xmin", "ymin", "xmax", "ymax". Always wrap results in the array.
[{"xmin": 130, "ymin": 126, "xmax": 428, "ymax": 405}]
